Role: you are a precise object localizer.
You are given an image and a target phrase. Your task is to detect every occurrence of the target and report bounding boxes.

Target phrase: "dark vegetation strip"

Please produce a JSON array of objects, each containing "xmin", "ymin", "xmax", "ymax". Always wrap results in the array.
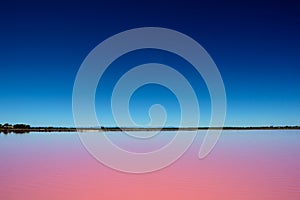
[{"xmin": 1, "ymin": 123, "xmax": 300, "ymax": 134}]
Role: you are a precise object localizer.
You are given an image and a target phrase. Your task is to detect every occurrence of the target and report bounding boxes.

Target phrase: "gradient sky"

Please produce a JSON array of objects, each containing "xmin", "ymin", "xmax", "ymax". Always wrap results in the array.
[{"xmin": 0, "ymin": 0, "xmax": 299, "ymax": 127}]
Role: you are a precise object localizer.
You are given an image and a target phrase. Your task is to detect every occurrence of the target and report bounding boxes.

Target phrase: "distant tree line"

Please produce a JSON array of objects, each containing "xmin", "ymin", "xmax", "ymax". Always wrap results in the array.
[
  {"xmin": 1, "ymin": 123, "xmax": 300, "ymax": 135},
  {"xmin": 0, "ymin": 123, "xmax": 30, "ymax": 129},
  {"xmin": 0, "ymin": 123, "xmax": 30, "ymax": 134}
]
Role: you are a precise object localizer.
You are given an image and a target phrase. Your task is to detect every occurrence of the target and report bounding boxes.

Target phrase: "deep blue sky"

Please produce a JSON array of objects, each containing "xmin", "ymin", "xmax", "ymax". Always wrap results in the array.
[{"xmin": 0, "ymin": 0, "xmax": 299, "ymax": 127}]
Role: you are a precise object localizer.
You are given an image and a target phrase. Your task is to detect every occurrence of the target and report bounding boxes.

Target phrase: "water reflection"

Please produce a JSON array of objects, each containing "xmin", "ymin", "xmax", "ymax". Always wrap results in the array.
[
  {"xmin": 0, "ymin": 130, "xmax": 30, "ymax": 134},
  {"xmin": 0, "ymin": 131, "xmax": 299, "ymax": 200}
]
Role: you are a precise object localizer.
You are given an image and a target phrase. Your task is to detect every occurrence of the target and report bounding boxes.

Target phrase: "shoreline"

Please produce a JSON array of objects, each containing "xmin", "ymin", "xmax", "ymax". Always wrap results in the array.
[{"xmin": 1, "ymin": 126, "xmax": 300, "ymax": 134}]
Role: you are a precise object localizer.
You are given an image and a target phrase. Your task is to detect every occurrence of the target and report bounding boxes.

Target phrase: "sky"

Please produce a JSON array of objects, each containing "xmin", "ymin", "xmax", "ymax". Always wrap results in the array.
[{"xmin": 0, "ymin": 0, "xmax": 299, "ymax": 127}]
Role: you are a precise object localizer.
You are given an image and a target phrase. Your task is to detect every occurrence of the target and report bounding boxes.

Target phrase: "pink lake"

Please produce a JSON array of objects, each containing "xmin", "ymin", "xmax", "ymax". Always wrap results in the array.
[{"xmin": 0, "ymin": 130, "xmax": 299, "ymax": 199}]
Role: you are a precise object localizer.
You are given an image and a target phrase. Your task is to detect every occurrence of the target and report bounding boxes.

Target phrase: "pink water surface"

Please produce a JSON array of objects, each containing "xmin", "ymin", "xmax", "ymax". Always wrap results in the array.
[{"xmin": 0, "ymin": 130, "xmax": 299, "ymax": 199}]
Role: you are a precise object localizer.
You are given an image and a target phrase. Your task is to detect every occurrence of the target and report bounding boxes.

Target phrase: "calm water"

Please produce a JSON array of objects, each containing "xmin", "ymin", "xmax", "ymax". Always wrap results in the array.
[{"xmin": 0, "ymin": 130, "xmax": 299, "ymax": 199}]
